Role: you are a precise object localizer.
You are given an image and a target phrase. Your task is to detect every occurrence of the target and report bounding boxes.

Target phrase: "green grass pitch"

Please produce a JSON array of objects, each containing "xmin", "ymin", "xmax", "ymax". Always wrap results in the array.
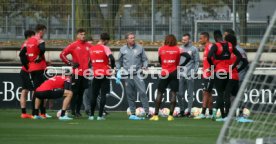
[{"xmin": 0, "ymin": 109, "xmax": 222, "ymax": 144}]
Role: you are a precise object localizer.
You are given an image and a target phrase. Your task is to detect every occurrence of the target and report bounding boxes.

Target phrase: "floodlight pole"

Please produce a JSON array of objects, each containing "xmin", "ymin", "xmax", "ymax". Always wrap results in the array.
[
  {"xmin": 172, "ymin": 0, "xmax": 181, "ymax": 40},
  {"xmin": 233, "ymin": 0, "xmax": 236, "ymax": 32},
  {"xmin": 151, "ymin": 0, "xmax": 155, "ymax": 42},
  {"xmin": 71, "ymin": 0, "xmax": 76, "ymax": 40}
]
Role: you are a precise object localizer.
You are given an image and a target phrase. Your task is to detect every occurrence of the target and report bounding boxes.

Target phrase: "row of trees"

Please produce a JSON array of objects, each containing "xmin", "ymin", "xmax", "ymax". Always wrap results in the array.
[{"xmin": 0, "ymin": 0, "xmax": 261, "ymax": 42}]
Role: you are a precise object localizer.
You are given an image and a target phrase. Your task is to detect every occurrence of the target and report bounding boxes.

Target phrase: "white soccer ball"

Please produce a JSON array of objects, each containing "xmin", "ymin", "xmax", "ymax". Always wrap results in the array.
[
  {"xmin": 149, "ymin": 107, "xmax": 155, "ymax": 115},
  {"xmin": 191, "ymin": 107, "xmax": 201, "ymax": 117},
  {"xmin": 160, "ymin": 108, "xmax": 170, "ymax": 117},
  {"xmin": 56, "ymin": 110, "xmax": 68, "ymax": 118},
  {"xmin": 135, "ymin": 107, "xmax": 145, "ymax": 117},
  {"xmin": 243, "ymin": 108, "xmax": 250, "ymax": 117},
  {"xmin": 173, "ymin": 107, "xmax": 180, "ymax": 116}
]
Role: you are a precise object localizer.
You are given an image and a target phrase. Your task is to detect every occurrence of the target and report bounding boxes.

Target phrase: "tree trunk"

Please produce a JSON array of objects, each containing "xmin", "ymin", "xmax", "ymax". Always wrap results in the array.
[
  {"xmin": 91, "ymin": 0, "xmax": 105, "ymax": 33},
  {"xmin": 90, "ymin": 0, "xmax": 120, "ymax": 39},
  {"xmin": 107, "ymin": 0, "xmax": 120, "ymax": 39},
  {"xmin": 238, "ymin": 0, "xmax": 248, "ymax": 43}
]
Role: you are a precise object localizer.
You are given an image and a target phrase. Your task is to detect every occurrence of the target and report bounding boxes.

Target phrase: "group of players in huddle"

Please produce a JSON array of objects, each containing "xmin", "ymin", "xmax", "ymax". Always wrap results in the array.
[{"xmin": 18, "ymin": 24, "xmax": 249, "ymax": 121}]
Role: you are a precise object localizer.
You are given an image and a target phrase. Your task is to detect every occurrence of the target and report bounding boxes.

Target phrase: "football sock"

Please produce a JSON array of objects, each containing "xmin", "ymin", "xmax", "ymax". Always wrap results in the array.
[
  {"xmin": 22, "ymin": 108, "xmax": 26, "ymax": 114},
  {"xmin": 34, "ymin": 109, "xmax": 39, "ymax": 116},
  {"xmin": 61, "ymin": 110, "xmax": 66, "ymax": 117},
  {"xmin": 239, "ymin": 109, "xmax": 243, "ymax": 117},
  {"xmin": 209, "ymin": 109, "xmax": 213, "ymax": 115},
  {"xmin": 202, "ymin": 107, "xmax": 206, "ymax": 115},
  {"xmin": 40, "ymin": 107, "xmax": 46, "ymax": 115}
]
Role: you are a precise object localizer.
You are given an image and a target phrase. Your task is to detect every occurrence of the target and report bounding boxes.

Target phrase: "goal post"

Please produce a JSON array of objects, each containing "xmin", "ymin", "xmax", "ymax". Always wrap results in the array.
[{"xmin": 217, "ymin": 10, "xmax": 276, "ymax": 144}]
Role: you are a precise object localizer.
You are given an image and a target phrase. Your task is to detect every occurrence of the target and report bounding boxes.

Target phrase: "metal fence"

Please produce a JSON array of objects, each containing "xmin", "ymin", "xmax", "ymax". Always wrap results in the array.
[
  {"xmin": 194, "ymin": 20, "xmax": 268, "ymax": 43},
  {"xmin": 0, "ymin": 0, "xmax": 275, "ymax": 42}
]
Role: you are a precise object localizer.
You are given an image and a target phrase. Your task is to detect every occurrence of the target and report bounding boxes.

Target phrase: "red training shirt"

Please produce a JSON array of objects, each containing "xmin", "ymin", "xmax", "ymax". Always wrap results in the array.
[
  {"xmin": 89, "ymin": 44, "xmax": 112, "ymax": 77},
  {"xmin": 36, "ymin": 76, "xmax": 70, "ymax": 91},
  {"xmin": 158, "ymin": 45, "xmax": 183, "ymax": 76}
]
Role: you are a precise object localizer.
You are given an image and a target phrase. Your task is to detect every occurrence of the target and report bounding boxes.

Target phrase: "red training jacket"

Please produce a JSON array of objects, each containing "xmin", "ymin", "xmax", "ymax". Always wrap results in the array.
[
  {"xmin": 60, "ymin": 40, "xmax": 90, "ymax": 76},
  {"xmin": 25, "ymin": 35, "xmax": 47, "ymax": 72}
]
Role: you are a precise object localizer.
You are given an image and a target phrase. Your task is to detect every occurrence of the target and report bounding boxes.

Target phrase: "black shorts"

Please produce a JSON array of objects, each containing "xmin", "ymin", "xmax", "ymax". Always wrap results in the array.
[
  {"xmin": 71, "ymin": 75, "xmax": 89, "ymax": 90},
  {"xmin": 158, "ymin": 71, "xmax": 178, "ymax": 93},
  {"xmin": 202, "ymin": 78, "xmax": 214, "ymax": 93},
  {"xmin": 34, "ymin": 89, "xmax": 64, "ymax": 99},
  {"xmin": 20, "ymin": 69, "xmax": 34, "ymax": 91},
  {"xmin": 31, "ymin": 70, "xmax": 46, "ymax": 89},
  {"xmin": 92, "ymin": 76, "xmax": 110, "ymax": 97}
]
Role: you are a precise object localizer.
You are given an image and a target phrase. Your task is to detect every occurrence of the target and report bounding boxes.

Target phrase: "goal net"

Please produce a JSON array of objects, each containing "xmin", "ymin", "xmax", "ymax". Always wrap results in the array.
[{"xmin": 217, "ymin": 11, "xmax": 276, "ymax": 144}]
